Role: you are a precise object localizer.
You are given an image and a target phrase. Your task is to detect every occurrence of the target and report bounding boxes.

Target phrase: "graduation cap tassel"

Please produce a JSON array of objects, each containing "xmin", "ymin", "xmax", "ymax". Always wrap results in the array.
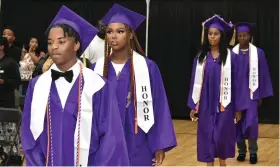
[
  {"xmin": 251, "ymin": 36, "xmax": 254, "ymax": 44},
  {"xmin": 82, "ymin": 53, "xmax": 86, "ymax": 67},
  {"xmin": 229, "ymin": 28, "xmax": 236, "ymax": 46},
  {"xmin": 201, "ymin": 24, "xmax": 205, "ymax": 45}
]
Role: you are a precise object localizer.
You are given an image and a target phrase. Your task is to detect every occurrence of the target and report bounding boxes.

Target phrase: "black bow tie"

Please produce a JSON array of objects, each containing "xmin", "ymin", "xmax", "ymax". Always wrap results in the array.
[{"xmin": 51, "ymin": 69, "xmax": 73, "ymax": 83}]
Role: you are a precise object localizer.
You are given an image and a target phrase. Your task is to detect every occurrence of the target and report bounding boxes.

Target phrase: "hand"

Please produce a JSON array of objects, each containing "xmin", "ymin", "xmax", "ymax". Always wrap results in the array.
[
  {"xmin": 29, "ymin": 46, "xmax": 34, "ymax": 52},
  {"xmin": 39, "ymin": 51, "xmax": 46, "ymax": 57},
  {"xmin": 152, "ymin": 150, "xmax": 165, "ymax": 166},
  {"xmin": 0, "ymin": 79, "xmax": 4, "ymax": 84},
  {"xmin": 22, "ymin": 47, "xmax": 27, "ymax": 53},
  {"xmin": 235, "ymin": 111, "xmax": 242, "ymax": 123},
  {"xmin": 258, "ymin": 99, "xmax": 262, "ymax": 107},
  {"xmin": 190, "ymin": 110, "xmax": 198, "ymax": 121}
]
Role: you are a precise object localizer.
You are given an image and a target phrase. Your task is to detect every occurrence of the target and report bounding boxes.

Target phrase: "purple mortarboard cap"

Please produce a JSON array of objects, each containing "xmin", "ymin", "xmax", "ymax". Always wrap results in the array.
[
  {"xmin": 203, "ymin": 15, "xmax": 232, "ymax": 32},
  {"xmin": 47, "ymin": 5, "xmax": 99, "ymax": 53},
  {"xmin": 102, "ymin": 3, "xmax": 146, "ymax": 30},
  {"xmin": 235, "ymin": 22, "xmax": 256, "ymax": 33}
]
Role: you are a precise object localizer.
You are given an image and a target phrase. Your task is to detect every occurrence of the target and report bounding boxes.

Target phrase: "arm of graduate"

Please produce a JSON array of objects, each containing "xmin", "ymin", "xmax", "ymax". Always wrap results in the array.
[
  {"xmin": 230, "ymin": 51, "xmax": 240, "ymax": 112},
  {"xmin": 147, "ymin": 61, "xmax": 177, "ymax": 154},
  {"xmin": 88, "ymin": 80, "xmax": 130, "ymax": 166},
  {"xmin": 258, "ymin": 49, "xmax": 273, "ymax": 99},
  {"xmin": 20, "ymin": 78, "xmax": 46, "ymax": 166},
  {"xmin": 3, "ymin": 60, "xmax": 21, "ymax": 90},
  {"xmin": 230, "ymin": 51, "xmax": 243, "ymax": 123},
  {"xmin": 187, "ymin": 57, "xmax": 198, "ymax": 110}
]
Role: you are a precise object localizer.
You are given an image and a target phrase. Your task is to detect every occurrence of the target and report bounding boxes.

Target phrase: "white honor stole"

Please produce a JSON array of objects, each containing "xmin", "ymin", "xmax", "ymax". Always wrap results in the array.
[
  {"xmin": 192, "ymin": 49, "xmax": 232, "ymax": 111},
  {"xmin": 94, "ymin": 51, "xmax": 155, "ymax": 133},
  {"xmin": 30, "ymin": 61, "xmax": 105, "ymax": 166},
  {"xmin": 233, "ymin": 43, "xmax": 258, "ymax": 99}
]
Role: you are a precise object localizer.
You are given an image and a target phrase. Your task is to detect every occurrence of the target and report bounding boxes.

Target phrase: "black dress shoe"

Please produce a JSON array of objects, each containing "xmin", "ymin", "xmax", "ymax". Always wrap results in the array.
[
  {"xmin": 237, "ymin": 154, "xmax": 246, "ymax": 162},
  {"xmin": 250, "ymin": 154, "xmax": 258, "ymax": 164}
]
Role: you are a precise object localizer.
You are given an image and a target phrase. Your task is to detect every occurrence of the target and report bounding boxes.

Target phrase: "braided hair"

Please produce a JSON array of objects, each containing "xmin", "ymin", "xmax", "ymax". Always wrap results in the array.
[{"xmin": 102, "ymin": 24, "xmax": 145, "ymax": 111}]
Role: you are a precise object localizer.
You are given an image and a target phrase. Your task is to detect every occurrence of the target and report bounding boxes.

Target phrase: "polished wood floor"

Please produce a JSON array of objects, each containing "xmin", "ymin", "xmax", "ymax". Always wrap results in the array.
[
  {"xmin": 162, "ymin": 120, "xmax": 279, "ymax": 166},
  {"xmin": 21, "ymin": 120, "xmax": 279, "ymax": 166}
]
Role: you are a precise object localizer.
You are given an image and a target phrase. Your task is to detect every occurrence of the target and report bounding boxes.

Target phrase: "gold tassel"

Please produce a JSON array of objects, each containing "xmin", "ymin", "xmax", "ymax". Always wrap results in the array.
[
  {"xmin": 220, "ymin": 105, "xmax": 225, "ymax": 112},
  {"xmin": 201, "ymin": 24, "xmax": 205, "ymax": 45},
  {"xmin": 82, "ymin": 53, "xmax": 86, "ymax": 67},
  {"xmin": 229, "ymin": 27, "xmax": 236, "ymax": 46}
]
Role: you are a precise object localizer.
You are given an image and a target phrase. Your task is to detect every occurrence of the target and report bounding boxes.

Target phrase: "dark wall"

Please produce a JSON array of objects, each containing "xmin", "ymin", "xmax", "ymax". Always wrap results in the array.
[{"xmin": 1, "ymin": 0, "xmax": 278, "ymax": 123}]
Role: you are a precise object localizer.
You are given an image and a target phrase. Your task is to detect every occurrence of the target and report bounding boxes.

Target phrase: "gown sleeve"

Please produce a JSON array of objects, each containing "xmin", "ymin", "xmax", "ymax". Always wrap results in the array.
[
  {"xmin": 146, "ymin": 61, "xmax": 177, "ymax": 154},
  {"xmin": 88, "ymin": 79, "xmax": 130, "ymax": 166}
]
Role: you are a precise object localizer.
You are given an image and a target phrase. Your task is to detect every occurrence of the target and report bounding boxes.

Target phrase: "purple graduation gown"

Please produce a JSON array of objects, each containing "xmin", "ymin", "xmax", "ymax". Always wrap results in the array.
[
  {"xmin": 187, "ymin": 51, "xmax": 238, "ymax": 162},
  {"xmin": 91, "ymin": 58, "xmax": 177, "ymax": 166},
  {"xmin": 234, "ymin": 48, "xmax": 273, "ymax": 141},
  {"xmin": 20, "ymin": 75, "xmax": 130, "ymax": 166}
]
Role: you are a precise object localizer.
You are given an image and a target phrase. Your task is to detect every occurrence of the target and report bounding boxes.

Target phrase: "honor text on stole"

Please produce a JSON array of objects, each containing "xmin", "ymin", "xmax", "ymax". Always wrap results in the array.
[
  {"xmin": 141, "ymin": 85, "xmax": 150, "ymax": 121},
  {"xmin": 223, "ymin": 77, "xmax": 229, "ymax": 100},
  {"xmin": 252, "ymin": 67, "xmax": 257, "ymax": 86}
]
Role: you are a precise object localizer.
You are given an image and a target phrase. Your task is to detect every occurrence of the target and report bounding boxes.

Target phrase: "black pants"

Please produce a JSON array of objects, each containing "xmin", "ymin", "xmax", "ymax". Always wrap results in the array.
[{"xmin": 237, "ymin": 139, "xmax": 258, "ymax": 154}]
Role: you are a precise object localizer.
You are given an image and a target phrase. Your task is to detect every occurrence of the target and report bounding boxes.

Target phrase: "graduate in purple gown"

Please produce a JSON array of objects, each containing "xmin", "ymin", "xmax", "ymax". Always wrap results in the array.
[
  {"xmin": 91, "ymin": 3, "xmax": 177, "ymax": 166},
  {"xmin": 232, "ymin": 22, "xmax": 273, "ymax": 164},
  {"xmin": 20, "ymin": 5, "xmax": 129, "ymax": 166},
  {"xmin": 187, "ymin": 15, "xmax": 239, "ymax": 166}
]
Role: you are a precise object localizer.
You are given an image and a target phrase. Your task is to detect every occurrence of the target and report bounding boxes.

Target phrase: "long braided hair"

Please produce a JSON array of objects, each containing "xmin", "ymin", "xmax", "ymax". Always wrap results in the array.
[{"xmin": 103, "ymin": 24, "xmax": 144, "ymax": 94}]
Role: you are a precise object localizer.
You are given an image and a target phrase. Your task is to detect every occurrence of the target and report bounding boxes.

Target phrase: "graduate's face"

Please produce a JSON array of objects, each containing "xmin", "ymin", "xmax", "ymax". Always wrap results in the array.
[
  {"xmin": 47, "ymin": 27, "xmax": 80, "ymax": 66},
  {"xmin": 237, "ymin": 32, "xmax": 250, "ymax": 46},
  {"xmin": 208, "ymin": 28, "xmax": 221, "ymax": 47},
  {"xmin": 2, "ymin": 29, "xmax": 15, "ymax": 44},
  {"xmin": 106, "ymin": 23, "xmax": 132, "ymax": 51}
]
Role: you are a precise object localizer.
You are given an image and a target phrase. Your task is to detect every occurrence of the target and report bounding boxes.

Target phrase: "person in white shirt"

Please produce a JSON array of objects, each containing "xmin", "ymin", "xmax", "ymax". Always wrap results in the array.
[
  {"xmin": 20, "ymin": 6, "xmax": 129, "ymax": 166},
  {"xmin": 81, "ymin": 20, "xmax": 105, "ymax": 64}
]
